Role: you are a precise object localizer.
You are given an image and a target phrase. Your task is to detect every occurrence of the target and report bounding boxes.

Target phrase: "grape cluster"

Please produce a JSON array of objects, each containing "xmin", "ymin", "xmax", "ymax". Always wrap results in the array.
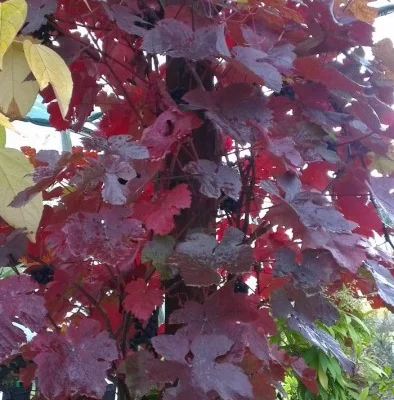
[
  {"xmin": 129, "ymin": 311, "xmax": 158, "ymax": 351},
  {"xmin": 29, "ymin": 264, "xmax": 54, "ymax": 285},
  {"xmin": 234, "ymin": 278, "xmax": 249, "ymax": 294}
]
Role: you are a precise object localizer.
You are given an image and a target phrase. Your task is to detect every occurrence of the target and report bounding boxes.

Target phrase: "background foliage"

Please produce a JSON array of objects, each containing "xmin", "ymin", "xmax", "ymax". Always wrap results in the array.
[{"xmin": 0, "ymin": 0, "xmax": 393, "ymax": 399}]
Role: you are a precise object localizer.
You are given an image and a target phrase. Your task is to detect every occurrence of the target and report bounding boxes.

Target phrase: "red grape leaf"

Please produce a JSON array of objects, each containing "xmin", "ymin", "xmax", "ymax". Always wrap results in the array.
[
  {"xmin": 141, "ymin": 109, "xmax": 202, "ymax": 159},
  {"xmin": 134, "ymin": 184, "xmax": 191, "ymax": 235},
  {"xmin": 123, "ymin": 278, "xmax": 164, "ymax": 321},
  {"xmin": 46, "ymin": 206, "xmax": 144, "ymax": 267},
  {"xmin": 31, "ymin": 319, "xmax": 118, "ymax": 399},
  {"xmin": 0, "ymin": 275, "xmax": 46, "ymax": 361},
  {"xmin": 183, "ymin": 159, "xmax": 241, "ymax": 200}
]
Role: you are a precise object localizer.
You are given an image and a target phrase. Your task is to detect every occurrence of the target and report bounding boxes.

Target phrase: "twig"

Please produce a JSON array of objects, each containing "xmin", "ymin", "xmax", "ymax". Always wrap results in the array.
[{"xmin": 73, "ymin": 283, "xmax": 114, "ymax": 336}]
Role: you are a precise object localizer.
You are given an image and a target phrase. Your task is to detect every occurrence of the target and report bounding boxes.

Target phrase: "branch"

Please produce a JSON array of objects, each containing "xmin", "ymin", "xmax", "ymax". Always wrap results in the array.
[{"xmin": 73, "ymin": 283, "xmax": 114, "ymax": 336}]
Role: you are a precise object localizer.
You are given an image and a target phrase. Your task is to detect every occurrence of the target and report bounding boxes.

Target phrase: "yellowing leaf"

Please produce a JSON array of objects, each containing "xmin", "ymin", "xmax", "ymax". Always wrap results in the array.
[
  {"xmin": 0, "ymin": 127, "xmax": 6, "ymax": 149},
  {"xmin": 0, "ymin": 112, "xmax": 13, "ymax": 130},
  {"xmin": 348, "ymin": 0, "xmax": 377, "ymax": 24},
  {"xmin": 23, "ymin": 39, "xmax": 73, "ymax": 118},
  {"xmin": 0, "ymin": 0, "xmax": 27, "ymax": 69},
  {"xmin": 373, "ymin": 39, "xmax": 394, "ymax": 73},
  {"xmin": 367, "ymin": 152, "xmax": 394, "ymax": 175},
  {"xmin": 0, "ymin": 41, "xmax": 39, "ymax": 119},
  {"xmin": 0, "ymin": 148, "xmax": 43, "ymax": 241}
]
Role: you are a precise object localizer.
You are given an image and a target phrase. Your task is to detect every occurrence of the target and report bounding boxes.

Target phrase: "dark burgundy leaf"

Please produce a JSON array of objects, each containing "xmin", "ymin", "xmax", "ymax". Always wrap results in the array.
[
  {"xmin": 0, "ymin": 230, "xmax": 28, "ymax": 266},
  {"xmin": 232, "ymin": 46, "xmax": 283, "ymax": 92},
  {"xmin": 287, "ymin": 315, "xmax": 354, "ymax": 374},
  {"xmin": 291, "ymin": 193, "xmax": 357, "ymax": 233},
  {"xmin": 23, "ymin": 0, "xmax": 57, "ymax": 34},
  {"xmin": 365, "ymin": 260, "xmax": 394, "ymax": 307},
  {"xmin": 183, "ymin": 159, "xmax": 241, "ymax": 200},
  {"xmin": 169, "ymin": 227, "xmax": 252, "ymax": 286},
  {"xmin": 369, "ymin": 177, "xmax": 394, "ymax": 228},
  {"xmin": 183, "ymin": 83, "xmax": 272, "ymax": 144},
  {"xmin": 0, "ymin": 275, "xmax": 46, "ymax": 361},
  {"xmin": 111, "ymin": 5, "xmax": 152, "ymax": 36},
  {"xmin": 31, "ymin": 319, "xmax": 118, "ymax": 399},
  {"xmin": 46, "ymin": 207, "xmax": 144, "ymax": 267},
  {"xmin": 302, "ymin": 229, "xmax": 366, "ymax": 272},
  {"xmin": 151, "ymin": 333, "xmax": 253, "ymax": 400},
  {"xmin": 141, "ymin": 19, "xmax": 230, "ymax": 60}
]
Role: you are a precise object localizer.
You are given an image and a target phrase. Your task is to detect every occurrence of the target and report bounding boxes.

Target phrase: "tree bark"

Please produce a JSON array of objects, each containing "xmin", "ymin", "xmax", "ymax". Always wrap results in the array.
[{"xmin": 164, "ymin": 58, "xmax": 222, "ymax": 332}]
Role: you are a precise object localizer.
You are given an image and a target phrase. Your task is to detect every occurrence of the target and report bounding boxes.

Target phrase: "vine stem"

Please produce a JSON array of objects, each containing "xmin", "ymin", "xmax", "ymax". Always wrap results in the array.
[{"xmin": 73, "ymin": 283, "xmax": 114, "ymax": 336}]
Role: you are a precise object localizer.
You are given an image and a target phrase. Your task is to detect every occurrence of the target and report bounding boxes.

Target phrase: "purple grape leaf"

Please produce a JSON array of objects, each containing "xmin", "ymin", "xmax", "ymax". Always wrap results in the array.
[
  {"xmin": 0, "ymin": 229, "xmax": 28, "ymax": 266},
  {"xmin": 287, "ymin": 315, "xmax": 354, "ymax": 374},
  {"xmin": 111, "ymin": 4, "xmax": 152, "ymax": 37},
  {"xmin": 291, "ymin": 193, "xmax": 357, "ymax": 233},
  {"xmin": 271, "ymin": 288, "xmax": 353, "ymax": 373},
  {"xmin": 22, "ymin": 0, "xmax": 57, "ymax": 34},
  {"xmin": 277, "ymin": 172, "xmax": 301, "ymax": 202},
  {"xmin": 232, "ymin": 46, "xmax": 283, "ymax": 92},
  {"xmin": 101, "ymin": 155, "xmax": 137, "ymax": 205},
  {"xmin": 108, "ymin": 135, "xmax": 149, "ymax": 160},
  {"xmin": 169, "ymin": 227, "xmax": 252, "ymax": 286},
  {"xmin": 368, "ymin": 177, "xmax": 394, "ymax": 228},
  {"xmin": 183, "ymin": 159, "xmax": 241, "ymax": 200},
  {"xmin": 151, "ymin": 333, "xmax": 253, "ymax": 400},
  {"xmin": 46, "ymin": 207, "xmax": 144, "ymax": 268},
  {"xmin": 274, "ymin": 248, "xmax": 340, "ymax": 289},
  {"xmin": 141, "ymin": 19, "xmax": 230, "ymax": 60},
  {"xmin": 365, "ymin": 260, "xmax": 394, "ymax": 307},
  {"xmin": 0, "ymin": 275, "xmax": 46, "ymax": 361},
  {"xmin": 183, "ymin": 83, "xmax": 272, "ymax": 144},
  {"xmin": 302, "ymin": 229, "xmax": 366, "ymax": 272}
]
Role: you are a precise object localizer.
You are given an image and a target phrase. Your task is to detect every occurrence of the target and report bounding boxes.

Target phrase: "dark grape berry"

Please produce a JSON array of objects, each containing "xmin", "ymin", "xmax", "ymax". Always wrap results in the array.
[
  {"xmin": 234, "ymin": 278, "xmax": 249, "ymax": 294},
  {"xmin": 29, "ymin": 264, "xmax": 54, "ymax": 285}
]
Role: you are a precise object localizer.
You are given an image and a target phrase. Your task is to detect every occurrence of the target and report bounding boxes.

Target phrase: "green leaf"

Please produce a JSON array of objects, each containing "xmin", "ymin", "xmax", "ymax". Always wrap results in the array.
[
  {"xmin": 360, "ymin": 387, "xmax": 369, "ymax": 400},
  {"xmin": 318, "ymin": 365, "xmax": 329, "ymax": 390},
  {"xmin": 142, "ymin": 235, "xmax": 176, "ymax": 279}
]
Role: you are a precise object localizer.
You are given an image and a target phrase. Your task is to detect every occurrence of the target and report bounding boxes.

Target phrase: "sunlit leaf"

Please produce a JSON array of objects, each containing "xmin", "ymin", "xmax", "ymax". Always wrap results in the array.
[
  {"xmin": 23, "ymin": 39, "xmax": 73, "ymax": 118},
  {"xmin": 0, "ymin": 148, "xmax": 43, "ymax": 241},
  {"xmin": 0, "ymin": 0, "xmax": 27, "ymax": 69}
]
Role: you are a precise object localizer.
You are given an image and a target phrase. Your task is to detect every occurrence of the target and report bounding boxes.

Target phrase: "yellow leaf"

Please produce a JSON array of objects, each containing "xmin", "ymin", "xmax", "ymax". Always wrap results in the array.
[
  {"xmin": 0, "ymin": 112, "xmax": 13, "ymax": 130},
  {"xmin": 0, "ymin": 148, "xmax": 43, "ymax": 241},
  {"xmin": 0, "ymin": 0, "xmax": 27, "ymax": 69},
  {"xmin": 0, "ymin": 41, "xmax": 39, "ymax": 119},
  {"xmin": 23, "ymin": 39, "xmax": 73, "ymax": 118}
]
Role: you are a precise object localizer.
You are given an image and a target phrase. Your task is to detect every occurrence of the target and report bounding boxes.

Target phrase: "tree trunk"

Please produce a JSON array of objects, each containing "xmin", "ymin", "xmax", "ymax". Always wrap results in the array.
[{"xmin": 164, "ymin": 58, "xmax": 222, "ymax": 332}]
